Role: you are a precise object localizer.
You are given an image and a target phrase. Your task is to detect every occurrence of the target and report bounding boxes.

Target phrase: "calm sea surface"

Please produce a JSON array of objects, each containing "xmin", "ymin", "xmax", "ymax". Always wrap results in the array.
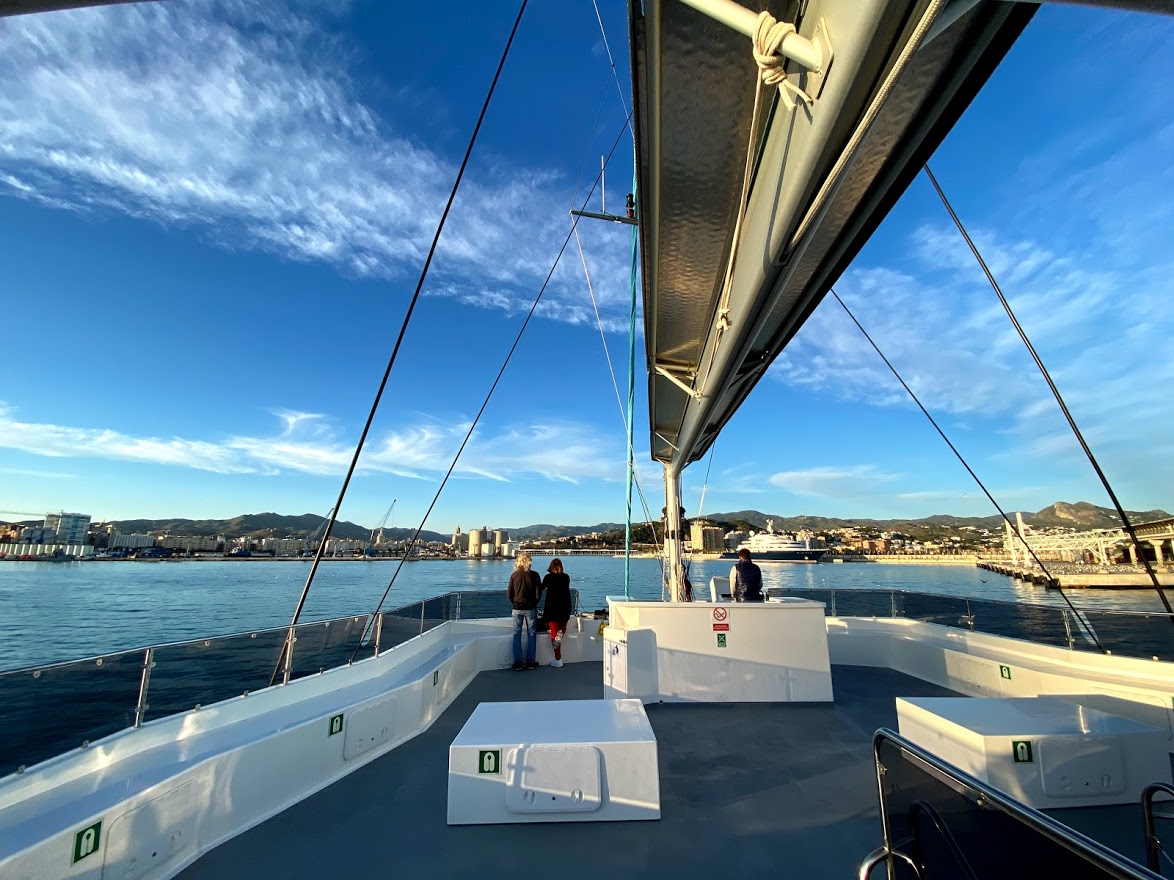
[{"xmin": 0, "ymin": 557, "xmax": 1166, "ymax": 671}]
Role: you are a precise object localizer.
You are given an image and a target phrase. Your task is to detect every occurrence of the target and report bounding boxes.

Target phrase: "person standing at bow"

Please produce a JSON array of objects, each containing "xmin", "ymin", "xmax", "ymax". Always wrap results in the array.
[
  {"xmin": 541, "ymin": 558, "xmax": 572, "ymax": 668},
  {"xmin": 508, "ymin": 552, "xmax": 543, "ymax": 670},
  {"xmin": 729, "ymin": 548, "xmax": 764, "ymax": 602}
]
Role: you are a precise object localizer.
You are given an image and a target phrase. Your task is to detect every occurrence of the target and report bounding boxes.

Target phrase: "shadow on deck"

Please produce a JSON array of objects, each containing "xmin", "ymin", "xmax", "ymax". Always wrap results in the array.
[{"xmin": 178, "ymin": 663, "xmax": 961, "ymax": 879}]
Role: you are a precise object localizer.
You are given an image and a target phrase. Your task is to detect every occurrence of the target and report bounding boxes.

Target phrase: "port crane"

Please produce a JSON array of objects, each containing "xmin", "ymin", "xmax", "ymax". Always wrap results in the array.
[{"xmin": 366, "ymin": 500, "xmax": 396, "ymax": 556}]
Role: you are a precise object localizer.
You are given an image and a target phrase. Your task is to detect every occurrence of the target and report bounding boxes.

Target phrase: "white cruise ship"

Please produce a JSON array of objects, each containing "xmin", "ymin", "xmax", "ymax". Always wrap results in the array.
[{"xmin": 720, "ymin": 520, "xmax": 829, "ymax": 563}]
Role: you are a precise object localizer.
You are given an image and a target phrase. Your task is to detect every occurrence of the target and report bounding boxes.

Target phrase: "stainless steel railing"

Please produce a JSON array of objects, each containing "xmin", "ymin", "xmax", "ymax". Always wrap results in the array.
[
  {"xmin": 862, "ymin": 728, "xmax": 1159, "ymax": 880},
  {"xmin": 769, "ymin": 587, "xmax": 1174, "ymax": 661},
  {"xmin": 0, "ymin": 589, "xmax": 577, "ymax": 778}
]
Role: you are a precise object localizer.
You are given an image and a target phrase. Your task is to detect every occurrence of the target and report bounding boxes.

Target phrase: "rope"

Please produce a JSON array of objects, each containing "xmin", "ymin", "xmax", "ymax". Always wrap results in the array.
[
  {"xmin": 831, "ymin": 289, "xmax": 1104, "ymax": 652},
  {"xmin": 752, "ymin": 12, "xmax": 812, "ymax": 111},
  {"xmin": 348, "ymin": 113, "xmax": 635, "ymax": 662},
  {"xmin": 697, "ymin": 10, "xmax": 802, "ymax": 398},
  {"xmin": 923, "ymin": 164, "xmax": 1174, "ymax": 620},
  {"xmin": 270, "ymin": 0, "xmax": 530, "ymax": 687}
]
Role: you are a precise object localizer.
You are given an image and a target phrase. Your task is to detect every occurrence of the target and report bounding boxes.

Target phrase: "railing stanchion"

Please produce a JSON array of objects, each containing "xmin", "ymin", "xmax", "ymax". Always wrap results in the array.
[
  {"xmin": 373, "ymin": 612, "xmax": 383, "ymax": 658},
  {"xmin": 133, "ymin": 647, "xmax": 154, "ymax": 729},
  {"xmin": 1062, "ymin": 610, "xmax": 1075, "ymax": 649},
  {"xmin": 420, "ymin": 601, "xmax": 426, "ymax": 635},
  {"xmin": 281, "ymin": 626, "xmax": 295, "ymax": 684},
  {"xmin": 456, "ymin": 592, "xmax": 462, "ymax": 621},
  {"xmin": 831, "ymin": 589, "xmax": 837, "ymax": 617},
  {"xmin": 891, "ymin": 591, "xmax": 898, "ymax": 618}
]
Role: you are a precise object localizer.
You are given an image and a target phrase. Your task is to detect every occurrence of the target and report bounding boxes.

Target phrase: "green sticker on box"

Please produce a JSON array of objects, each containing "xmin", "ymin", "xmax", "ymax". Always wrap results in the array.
[
  {"xmin": 479, "ymin": 749, "xmax": 501, "ymax": 774},
  {"xmin": 716, "ymin": 633, "xmax": 727, "ymax": 648},
  {"xmin": 73, "ymin": 821, "xmax": 101, "ymax": 864}
]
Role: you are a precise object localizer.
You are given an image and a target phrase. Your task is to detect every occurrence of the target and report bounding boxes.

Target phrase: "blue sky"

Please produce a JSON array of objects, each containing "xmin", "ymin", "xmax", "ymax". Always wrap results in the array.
[{"xmin": 0, "ymin": 1, "xmax": 1170, "ymax": 532}]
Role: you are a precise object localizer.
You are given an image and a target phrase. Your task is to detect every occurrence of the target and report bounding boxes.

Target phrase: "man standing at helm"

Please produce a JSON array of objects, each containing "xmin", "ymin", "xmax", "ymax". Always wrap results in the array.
[{"xmin": 729, "ymin": 547, "xmax": 764, "ymax": 602}]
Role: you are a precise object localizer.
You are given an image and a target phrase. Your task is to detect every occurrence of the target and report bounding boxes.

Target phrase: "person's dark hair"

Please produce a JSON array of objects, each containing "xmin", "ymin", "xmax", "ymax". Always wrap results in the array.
[
  {"xmin": 738, "ymin": 548, "xmax": 751, "ymax": 560},
  {"xmin": 548, "ymin": 558, "xmax": 563, "ymax": 574}
]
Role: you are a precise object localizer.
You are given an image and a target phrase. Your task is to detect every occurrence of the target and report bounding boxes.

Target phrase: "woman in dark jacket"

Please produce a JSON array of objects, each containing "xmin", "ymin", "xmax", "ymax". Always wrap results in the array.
[{"xmin": 541, "ymin": 558, "xmax": 572, "ymax": 668}]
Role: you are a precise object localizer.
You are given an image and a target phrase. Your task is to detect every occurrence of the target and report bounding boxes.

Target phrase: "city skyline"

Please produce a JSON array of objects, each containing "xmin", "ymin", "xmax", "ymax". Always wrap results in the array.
[{"xmin": 1, "ymin": 2, "xmax": 1171, "ymax": 535}]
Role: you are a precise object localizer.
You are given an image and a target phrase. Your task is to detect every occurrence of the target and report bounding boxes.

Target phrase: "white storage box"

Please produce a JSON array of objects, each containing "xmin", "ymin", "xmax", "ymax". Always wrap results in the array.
[
  {"xmin": 897, "ymin": 696, "xmax": 1170, "ymax": 809},
  {"xmin": 448, "ymin": 699, "xmax": 660, "ymax": 824}
]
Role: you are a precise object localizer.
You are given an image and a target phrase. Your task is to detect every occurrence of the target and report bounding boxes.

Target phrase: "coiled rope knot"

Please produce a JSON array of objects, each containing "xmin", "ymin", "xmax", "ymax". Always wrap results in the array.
[{"xmin": 752, "ymin": 11, "xmax": 812, "ymax": 111}]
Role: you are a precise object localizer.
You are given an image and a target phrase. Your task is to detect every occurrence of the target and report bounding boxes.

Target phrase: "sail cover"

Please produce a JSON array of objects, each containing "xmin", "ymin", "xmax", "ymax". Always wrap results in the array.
[{"xmin": 629, "ymin": 0, "xmax": 1035, "ymax": 468}]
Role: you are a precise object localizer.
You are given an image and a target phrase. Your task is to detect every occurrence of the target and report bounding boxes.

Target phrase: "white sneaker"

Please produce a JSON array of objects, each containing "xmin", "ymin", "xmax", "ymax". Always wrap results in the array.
[{"xmin": 550, "ymin": 659, "xmax": 564, "ymax": 668}]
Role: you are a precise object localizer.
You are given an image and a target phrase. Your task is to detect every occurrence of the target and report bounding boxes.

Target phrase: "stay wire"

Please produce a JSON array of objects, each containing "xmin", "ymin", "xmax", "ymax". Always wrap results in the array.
[
  {"xmin": 831, "ymin": 289, "xmax": 1104, "ymax": 652},
  {"xmin": 270, "ymin": 1, "xmax": 530, "ymax": 687},
  {"xmin": 923, "ymin": 164, "xmax": 1173, "ymax": 618},
  {"xmin": 572, "ymin": 226, "xmax": 664, "ymax": 560},
  {"xmin": 589, "ymin": 0, "xmax": 634, "ymax": 138},
  {"xmin": 349, "ymin": 112, "xmax": 635, "ymax": 662}
]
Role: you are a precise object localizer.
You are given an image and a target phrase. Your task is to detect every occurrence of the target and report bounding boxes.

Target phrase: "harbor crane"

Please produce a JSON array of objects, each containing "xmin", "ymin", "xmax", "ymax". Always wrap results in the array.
[{"xmin": 366, "ymin": 500, "xmax": 396, "ymax": 556}]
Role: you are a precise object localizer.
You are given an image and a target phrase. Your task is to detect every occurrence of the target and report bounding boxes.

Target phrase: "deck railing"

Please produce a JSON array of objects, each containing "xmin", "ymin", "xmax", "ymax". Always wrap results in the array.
[
  {"xmin": 0, "ymin": 589, "xmax": 572, "ymax": 779},
  {"xmin": 767, "ymin": 587, "xmax": 1174, "ymax": 662},
  {"xmin": 861, "ymin": 729, "xmax": 1158, "ymax": 879}
]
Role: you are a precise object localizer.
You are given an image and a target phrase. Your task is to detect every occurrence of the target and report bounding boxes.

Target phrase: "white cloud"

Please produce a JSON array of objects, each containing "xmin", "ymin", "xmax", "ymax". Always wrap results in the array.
[
  {"xmin": 768, "ymin": 465, "xmax": 902, "ymax": 499},
  {"xmin": 0, "ymin": 402, "xmax": 620, "ymax": 483},
  {"xmin": 0, "ymin": 466, "xmax": 79, "ymax": 479},
  {"xmin": 0, "ymin": 1, "xmax": 635, "ymax": 329}
]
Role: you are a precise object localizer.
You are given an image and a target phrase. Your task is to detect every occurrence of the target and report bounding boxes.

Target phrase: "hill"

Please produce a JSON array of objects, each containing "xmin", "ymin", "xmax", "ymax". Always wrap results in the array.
[
  {"xmin": 102, "ymin": 512, "xmax": 446, "ymax": 544},
  {"xmin": 702, "ymin": 501, "xmax": 1171, "ymax": 534}
]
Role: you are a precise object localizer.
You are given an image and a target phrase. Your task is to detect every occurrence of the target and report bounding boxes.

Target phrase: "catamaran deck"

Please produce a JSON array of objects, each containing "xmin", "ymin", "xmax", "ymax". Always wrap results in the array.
[{"xmin": 177, "ymin": 662, "xmax": 961, "ymax": 878}]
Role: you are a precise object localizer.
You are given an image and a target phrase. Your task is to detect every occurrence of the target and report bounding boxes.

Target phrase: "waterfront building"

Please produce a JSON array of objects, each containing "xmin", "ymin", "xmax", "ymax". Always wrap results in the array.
[
  {"xmin": 110, "ymin": 533, "xmax": 156, "ymax": 550},
  {"xmin": 19, "ymin": 527, "xmax": 56, "ymax": 544},
  {"xmin": 260, "ymin": 537, "xmax": 303, "ymax": 556},
  {"xmin": 161, "ymin": 534, "xmax": 224, "ymax": 553},
  {"xmin": 44, "ymin": 512, "xmax": 91, "ymax": 545},
  {"xmin": 690, "ymin": 522, "xmax": 725, "ymax": 552}
]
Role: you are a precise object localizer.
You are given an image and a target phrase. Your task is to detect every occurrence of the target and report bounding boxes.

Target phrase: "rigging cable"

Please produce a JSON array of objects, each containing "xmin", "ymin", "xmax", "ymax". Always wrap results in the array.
[
  {"xmin": 572, "ymin": 226, "xmax": 664, "ymax": 562},
  {"xmin": 348, "ymin": 113, "xmax": 636, "ymax": 662},
  {"xmin": 270, "ymin": 1, "xmax": 530, "ymax": 686},
  {"xmin": 589, "ymin": 0, "xmax": 634, "ymax": 138},
  {"xmin": 830, "ymin": 289, "xmax": 1104, "ymax": 652},
  {"xmin": 923, "ymin": 164, "xmax": 1174, "ymax": 618}
]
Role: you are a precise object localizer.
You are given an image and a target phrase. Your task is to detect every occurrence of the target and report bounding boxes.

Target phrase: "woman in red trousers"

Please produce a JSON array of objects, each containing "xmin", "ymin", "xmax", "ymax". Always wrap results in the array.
[{"xmin": 541, "ymin": 558, "xmax": 572, "ymax": 668}]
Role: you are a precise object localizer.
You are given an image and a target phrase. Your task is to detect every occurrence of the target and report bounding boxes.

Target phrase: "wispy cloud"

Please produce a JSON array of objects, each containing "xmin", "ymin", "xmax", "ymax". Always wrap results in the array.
[
  {"xmin": 0, "ymin": 465, "xmax": 79, "ymax": 479},
  {"xmin": 0, "ymin": 1, "xmax": 635, "ymax": 329},
  {"xmin": 768, "ymin": 465, "xmax": 902, "ymax": 499},
  {"xmin": 0, "ymin": 403, "xmax": 622, "ymax": 483}
]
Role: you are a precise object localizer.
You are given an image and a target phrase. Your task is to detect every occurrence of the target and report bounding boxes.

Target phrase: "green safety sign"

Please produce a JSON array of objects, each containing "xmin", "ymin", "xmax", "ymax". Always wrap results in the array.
[
  {"xmin": 73, "ymin": 821, "xmax": 102, "ymax": 864},
  {"xmin": 1000, "ymin": 665, "xmax": 1012, "ymax": 680},
  {"xmin": 478, "ymin": 749, "xmax": 501, "ymax": 774},
  {"xmin": 716, "ymin": 633, "xmax": 727, "ymax": 648},
  {"xmin": 328, "ymin": 713, "xmax": 344, "ymax": 736},
  {"xmin": 1012, "ymin": 740, "xmax": 1033, "ymax": 763}
]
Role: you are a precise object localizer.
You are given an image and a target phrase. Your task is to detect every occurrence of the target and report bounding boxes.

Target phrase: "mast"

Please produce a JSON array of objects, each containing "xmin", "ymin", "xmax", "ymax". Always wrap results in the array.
[
  {"xmin": 664, "ymin": 464, "xmax": 686, "ymax": 602},
  {"xmin": 624, "ymin": 187, "xmax": 638, "ymax": 599}
]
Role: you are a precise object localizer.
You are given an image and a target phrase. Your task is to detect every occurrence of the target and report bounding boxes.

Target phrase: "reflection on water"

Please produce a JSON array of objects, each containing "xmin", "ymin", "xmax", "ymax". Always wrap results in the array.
[{"xmin": 0, "ymin": 557, "xmax": 1167, "ymax": 670}]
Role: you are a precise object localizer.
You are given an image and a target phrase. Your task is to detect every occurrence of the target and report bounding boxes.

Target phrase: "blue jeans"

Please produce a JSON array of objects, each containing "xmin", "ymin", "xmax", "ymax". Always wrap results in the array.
[{"xmin": 512, "ymin": 609, "xmax": 536, "ymax": 664}]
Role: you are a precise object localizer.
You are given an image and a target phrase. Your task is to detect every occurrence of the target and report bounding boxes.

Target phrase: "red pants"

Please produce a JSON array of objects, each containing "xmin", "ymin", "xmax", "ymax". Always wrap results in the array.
[{"xmin": 548, "ymin": 620, "xmax": 567, "ymax": 659}]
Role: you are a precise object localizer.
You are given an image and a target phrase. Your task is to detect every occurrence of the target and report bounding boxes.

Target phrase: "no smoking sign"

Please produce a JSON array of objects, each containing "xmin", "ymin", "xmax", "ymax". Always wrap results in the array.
[{"xmin": 712, "ymin": 607, "xmax": 728, "ymax": 622}]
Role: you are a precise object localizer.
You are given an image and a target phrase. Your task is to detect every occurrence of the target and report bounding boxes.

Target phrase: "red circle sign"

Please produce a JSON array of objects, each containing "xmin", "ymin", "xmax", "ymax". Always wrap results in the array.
[{"xmin": 713, "ymin": 607, "xmax": 728, "ymax": 621}]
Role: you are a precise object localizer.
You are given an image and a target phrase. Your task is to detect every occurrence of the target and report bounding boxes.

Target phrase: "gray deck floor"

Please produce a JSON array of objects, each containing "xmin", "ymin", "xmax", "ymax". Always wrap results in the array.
[{"xmin": 178, "ymin": 663, "xmax": 971, "ymax": 879}]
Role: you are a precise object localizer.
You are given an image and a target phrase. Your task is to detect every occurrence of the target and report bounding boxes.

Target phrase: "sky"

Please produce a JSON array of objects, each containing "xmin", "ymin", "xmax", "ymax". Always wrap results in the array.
[{"xmin": 0, "ymin": 1, "xmax": 1171, "ymax": 533}]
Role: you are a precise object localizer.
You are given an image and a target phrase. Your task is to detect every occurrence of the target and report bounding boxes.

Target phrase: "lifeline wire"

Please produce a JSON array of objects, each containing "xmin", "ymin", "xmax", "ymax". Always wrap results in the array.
[
  {"xmin": 271, "ymin": 1, "xmax": 530, "ymax": 686},
  {"xmin": 831, "ymin": 289, "xmax": 1104, "ymax": 652},
  {"xmin": 924, "ymin": 164, "xmax": 1174, "ymax": 618},
  {"xmin": 349, "ymin": 113, "xmax": 635, "ymax": 662}
]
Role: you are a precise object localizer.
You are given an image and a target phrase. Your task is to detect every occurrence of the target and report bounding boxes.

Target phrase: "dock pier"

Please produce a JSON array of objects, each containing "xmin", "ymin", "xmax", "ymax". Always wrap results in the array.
[{"xmin": 977, "ymin": 559, "xmax": 1174, "ymax": 590}]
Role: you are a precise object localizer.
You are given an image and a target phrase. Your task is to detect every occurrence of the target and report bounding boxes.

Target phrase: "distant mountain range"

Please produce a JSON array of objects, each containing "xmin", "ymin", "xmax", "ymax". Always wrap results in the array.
[
  {"xmin": 3, "ymin": 502, "xmax": 1166, "ymax": 543},
  {"xmin": 696, "ymin": 501, "xmax": 1171, "ymax": 534}
]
